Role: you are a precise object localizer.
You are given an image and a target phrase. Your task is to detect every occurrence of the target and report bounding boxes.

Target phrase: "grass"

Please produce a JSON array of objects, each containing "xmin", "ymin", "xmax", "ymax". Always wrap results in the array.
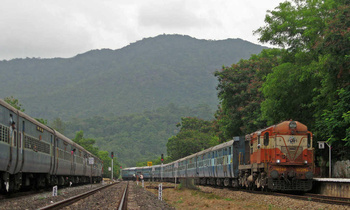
[
  {"xmin": 144, "ymin": 182, "xmax": 294, "ymax": 210},
  {"xmin": 191, "ymin": 190, "xmax": 222, "ymax": 200}
]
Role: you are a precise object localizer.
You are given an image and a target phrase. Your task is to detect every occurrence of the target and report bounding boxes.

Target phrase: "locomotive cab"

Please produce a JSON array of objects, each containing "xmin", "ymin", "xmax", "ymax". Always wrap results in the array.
[
  {"xmin": 239, "ymin": 120, "xmax": 314, "ymax": 191},
  {"xmin": 267, "ymin": 120, "xmax": 314, "ymax": 191}
]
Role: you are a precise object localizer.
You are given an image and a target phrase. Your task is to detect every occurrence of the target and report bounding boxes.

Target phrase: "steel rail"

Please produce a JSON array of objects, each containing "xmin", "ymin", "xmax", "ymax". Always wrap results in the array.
[
  {"xmin": 238, "ymin": 188, "xmax": 350, "ymax": 207},
  {"xmin": 295, "ymin": 193, "xmax": 350, "ymax": 206},
  {"xmin": 118, "ymin": 181, "xmax": 129, "ymax": 210},
  {"xmin": 227, "ymin": 186, "xmax": 350, "ymax": 207},
  {"xmin": 38, "ymin": 182, "xmax": 118, "ymax": 210}
]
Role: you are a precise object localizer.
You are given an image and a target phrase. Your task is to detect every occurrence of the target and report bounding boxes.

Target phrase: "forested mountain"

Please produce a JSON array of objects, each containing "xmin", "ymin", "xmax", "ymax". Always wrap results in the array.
[
  {"xmin": 1, "ymin": 34, "xmax": 267, "ymax": 166},
  {"xmin": 64, "ymin": 103, "xmax": 214, "ymax": 166},
  {"xmin": 0, "ymin": 34, "xmax": 266, "ymax": 120}
]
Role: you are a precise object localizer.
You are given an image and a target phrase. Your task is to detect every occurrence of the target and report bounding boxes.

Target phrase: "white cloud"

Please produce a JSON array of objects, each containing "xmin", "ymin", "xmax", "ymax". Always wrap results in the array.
[{"xmin": 0, "ymin": 0, "xmax": 285, "ymax": 60}]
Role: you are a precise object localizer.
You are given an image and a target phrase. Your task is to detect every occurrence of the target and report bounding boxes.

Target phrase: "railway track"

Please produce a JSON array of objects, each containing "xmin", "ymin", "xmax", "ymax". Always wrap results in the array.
[
  {"xmin": 0, "ymin": 183, "xmax": 100, "ymax": 201},
  {"xmin": 293, "ymin": 193, "xmax": 350, "ymax": 206},
  {"xmin": 38, "ymin": 182, "xmax": 127, "ymax": 210},
  {"xmin": 227, "ymin": 187, "xmax": 350, "ymax": 207}
]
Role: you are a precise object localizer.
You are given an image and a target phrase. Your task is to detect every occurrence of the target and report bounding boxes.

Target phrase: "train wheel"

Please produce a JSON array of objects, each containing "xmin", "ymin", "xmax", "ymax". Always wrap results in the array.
[
  {"xmin": 216, "ymin": 178, "xmax": 222, "ymax": 186},
  {"xmin": 224, "ymin": 178, "xmax": 230, "ymax": 187},
  {"xmin": 232, "ymin": 179, "xmax": 239, "ymax": 188}
]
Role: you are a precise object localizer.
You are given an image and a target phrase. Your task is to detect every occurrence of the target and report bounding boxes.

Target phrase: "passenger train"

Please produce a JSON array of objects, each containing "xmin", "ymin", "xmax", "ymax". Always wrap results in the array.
[
  {"xmin": 122, "ymin": 120, "xmax": 314, "ymax": 191},
  {"xmin": 0, "ymin": 99, "xmax": 103, "ymax": 193}
]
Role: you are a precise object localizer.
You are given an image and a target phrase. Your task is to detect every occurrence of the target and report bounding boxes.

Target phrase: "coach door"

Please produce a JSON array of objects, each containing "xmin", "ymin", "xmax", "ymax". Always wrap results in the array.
[
  {"xmin": 71, "ymin": 147, "xmax": 76, "ymax": 175},
  {"xmin": 210, "ymin": 151, "xmax": 215, "ymax": 177},
  {"xmin": 50, "ymin": 134, "xmax": 56, "ymax": 175},
  {"xmin": 83, "ymin": 153, "xmax": 87, "ymax": 175},
  {"xmin": 7, "ymin": 111, "xmax": 18, "ymax": 174},
  {"xmin": 228, "ymin": 147, "xmax": 233, "ymax": 178},
  {"xmin": 13, "ymin": 118, "xmax": 25, "ymax": 174}
]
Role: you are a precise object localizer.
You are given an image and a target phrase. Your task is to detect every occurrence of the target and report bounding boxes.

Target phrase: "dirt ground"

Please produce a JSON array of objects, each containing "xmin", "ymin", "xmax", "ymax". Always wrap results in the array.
[{"xmin": 141, "ymin": 181, "xmax": 348, "ymax": 210}]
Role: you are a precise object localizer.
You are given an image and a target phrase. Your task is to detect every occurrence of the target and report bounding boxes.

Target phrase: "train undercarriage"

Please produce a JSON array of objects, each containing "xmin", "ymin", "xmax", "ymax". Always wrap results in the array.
[
  {"xmin": 0, "ymin": 172, "xmax": 102, "ymax": 193},
  {"xmin": 145, "ymin": 169, "xmax": 312, "ymax": 192}
]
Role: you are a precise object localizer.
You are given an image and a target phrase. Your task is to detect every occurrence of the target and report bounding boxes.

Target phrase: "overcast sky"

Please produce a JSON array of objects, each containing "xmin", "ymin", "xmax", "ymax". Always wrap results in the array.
[{"xmin": 0, "ymin": 0, "xmax": 285, "ymax": 60}]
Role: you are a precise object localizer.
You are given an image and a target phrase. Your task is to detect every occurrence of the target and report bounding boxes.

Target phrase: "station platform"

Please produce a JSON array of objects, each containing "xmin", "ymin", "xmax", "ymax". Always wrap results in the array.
[
  {"xmin": 312, "ymin": 178, "xmax": 350, "ymax": 198},
  {"xmin": 313, "ymin": 178, "xmax": 350, "ymax": 183}
]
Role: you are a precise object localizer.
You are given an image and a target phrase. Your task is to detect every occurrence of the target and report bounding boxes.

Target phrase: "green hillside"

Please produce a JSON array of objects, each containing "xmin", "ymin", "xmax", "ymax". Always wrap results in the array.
[{"xmin": 0, "ymin": 34, "xmax": 266, "ymax": 121}]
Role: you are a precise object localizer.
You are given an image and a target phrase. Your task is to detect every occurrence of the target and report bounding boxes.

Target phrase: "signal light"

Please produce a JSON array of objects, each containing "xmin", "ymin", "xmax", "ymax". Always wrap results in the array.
[
  {"xmin": 161, "ymin": 154, "xmax": 164, "ymax": 163},
  {"xmin": 111, "ymin": 152, "xmax": 114, "ymax": 158}
]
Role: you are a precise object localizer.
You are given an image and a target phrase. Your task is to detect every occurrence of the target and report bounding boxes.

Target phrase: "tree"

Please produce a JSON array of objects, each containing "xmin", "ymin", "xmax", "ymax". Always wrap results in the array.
[
  {"xmin": 35, "ymin": 118, "xmax": 48, "ymax": 125},
  {"xmin": 4, "ymin": 96, "xmax": 25, "ymax": 112},
  {"xmin": 315, "ymin": 87, "xmax": 350, "ymax": 159},
  {"xmin": 166, "ymin": 117, "xmax": 218, "ymax": 160},
  {"xmin": 254, "ymin": 0, "xmax": 335, "ymax": 52},
  {"xmin": 214, "ymin": 49, "xmax": 282, "ymax": 141},
  {"xmin": 261, "ymin": 61, "xmax": 319, "ymax": 126},
  {"xmin": 73, "ymin": 130, "xmax": 122, "ymax": 178},
  {"xmin": 98, "ymin": 150, "xmax": 121, "ymax": 179},
  {"xmin": 73, "ymin": 130, "xmax": 99, "ymax": 156}
]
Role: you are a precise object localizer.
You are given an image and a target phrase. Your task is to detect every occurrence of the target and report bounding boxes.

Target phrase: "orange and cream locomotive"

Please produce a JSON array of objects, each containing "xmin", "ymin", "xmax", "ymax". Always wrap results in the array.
[{"xmin": 239, "ymin": 120, "xmax": 313, "ymax": 191}]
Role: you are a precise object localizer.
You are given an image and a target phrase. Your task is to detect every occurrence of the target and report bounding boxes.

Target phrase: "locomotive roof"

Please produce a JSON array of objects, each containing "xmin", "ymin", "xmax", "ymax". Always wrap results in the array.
[
  {"xmin": 247, "ymin": 120, "xmax": 309, "ymax": 137},
  {"xmin": 273, "ymin": 120, "xmax": 308, "ymax": 133}
]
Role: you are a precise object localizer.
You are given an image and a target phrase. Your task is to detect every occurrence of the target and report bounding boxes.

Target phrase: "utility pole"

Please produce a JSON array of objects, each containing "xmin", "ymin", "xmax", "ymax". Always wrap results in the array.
[
  {"xmin": 318, "ymin": 141, "xmax": 332, "ymax": 178},
  {"xmin": 111, "ymin": 152, "xmax": 114, "ymax": 181}
]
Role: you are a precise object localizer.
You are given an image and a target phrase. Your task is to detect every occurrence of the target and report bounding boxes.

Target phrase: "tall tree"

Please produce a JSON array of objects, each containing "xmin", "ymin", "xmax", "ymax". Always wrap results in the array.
[
  {"xmin": 73, "ymin": 130, "xmax": 99, "ymax": 156},
  {"xmin": 214, "ymin": 49, "xmax": 282, "ymax": 141}
]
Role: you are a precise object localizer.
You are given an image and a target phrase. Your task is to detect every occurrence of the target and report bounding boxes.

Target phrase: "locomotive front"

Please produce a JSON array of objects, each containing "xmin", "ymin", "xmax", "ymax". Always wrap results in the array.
[
  {"xmin": 267, "ymin": 120, "xmax": 313, "ymax": 191},
  {"xmin": 242, "ymin": 120, "xmax": 313, "ymax": 191}
]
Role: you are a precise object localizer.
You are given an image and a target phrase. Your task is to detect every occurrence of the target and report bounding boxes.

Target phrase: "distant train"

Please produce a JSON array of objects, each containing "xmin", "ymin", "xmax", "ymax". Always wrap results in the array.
[
  {"xmin": 122, "ymin": 120, "xmax": 314, "ymax": 191},
  {"xmin": 0, "ymin": 99, "xmax": 103, "ymax": 193}
]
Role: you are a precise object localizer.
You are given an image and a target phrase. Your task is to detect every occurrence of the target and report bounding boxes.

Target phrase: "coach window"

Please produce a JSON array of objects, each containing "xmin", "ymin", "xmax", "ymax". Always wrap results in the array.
[
  {"xmin": 307, "ymin": 133, "xmax": 311, "ymax": 148},
  {"xmin": 264, "ymin": 132, "xmax": 269, "ymax": 146}
]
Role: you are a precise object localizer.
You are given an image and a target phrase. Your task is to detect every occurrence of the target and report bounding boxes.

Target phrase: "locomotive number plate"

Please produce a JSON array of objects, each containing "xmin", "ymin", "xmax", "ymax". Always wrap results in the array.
[
  {"xmin": 296, "ymin": 168, "xmax": 308, "ymax": 172},
  {"xmin": 273, "ymin": 166, "xmax": 287, "ymax": 172}
]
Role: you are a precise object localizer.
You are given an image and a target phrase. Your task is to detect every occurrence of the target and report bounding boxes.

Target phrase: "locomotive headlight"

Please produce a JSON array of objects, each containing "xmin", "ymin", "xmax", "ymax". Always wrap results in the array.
[
  {"xmin": 276, "ymin": 159, "xmax": 281, "ymax": 164},
  {"xmin": 289, "ymin": 121, "xmax": 297, "ymax": 129},
  {"xmin": 304, "ymin": 160, "xmax": 308, "ymax": 164}
]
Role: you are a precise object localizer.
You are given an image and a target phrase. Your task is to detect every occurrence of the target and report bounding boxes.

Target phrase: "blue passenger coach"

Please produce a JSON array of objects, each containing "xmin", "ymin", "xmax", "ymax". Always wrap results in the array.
[
  {"xmin": 0, "ymin": 99, "xmax": 102, "ymax": 192},
  {"xmin": 121, "ymin": 136, "xmax": 247, "ymax": 187}
]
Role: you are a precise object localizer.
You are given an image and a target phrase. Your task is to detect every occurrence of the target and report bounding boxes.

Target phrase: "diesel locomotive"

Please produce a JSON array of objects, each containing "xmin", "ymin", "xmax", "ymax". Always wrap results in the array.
[
  {"xmin": 0, "ymin": 99, "xmax": 103, "ymax": 193},
  {"xmin": 122, "ymin": 120, "xmax": 314, "ymax": 191}
]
